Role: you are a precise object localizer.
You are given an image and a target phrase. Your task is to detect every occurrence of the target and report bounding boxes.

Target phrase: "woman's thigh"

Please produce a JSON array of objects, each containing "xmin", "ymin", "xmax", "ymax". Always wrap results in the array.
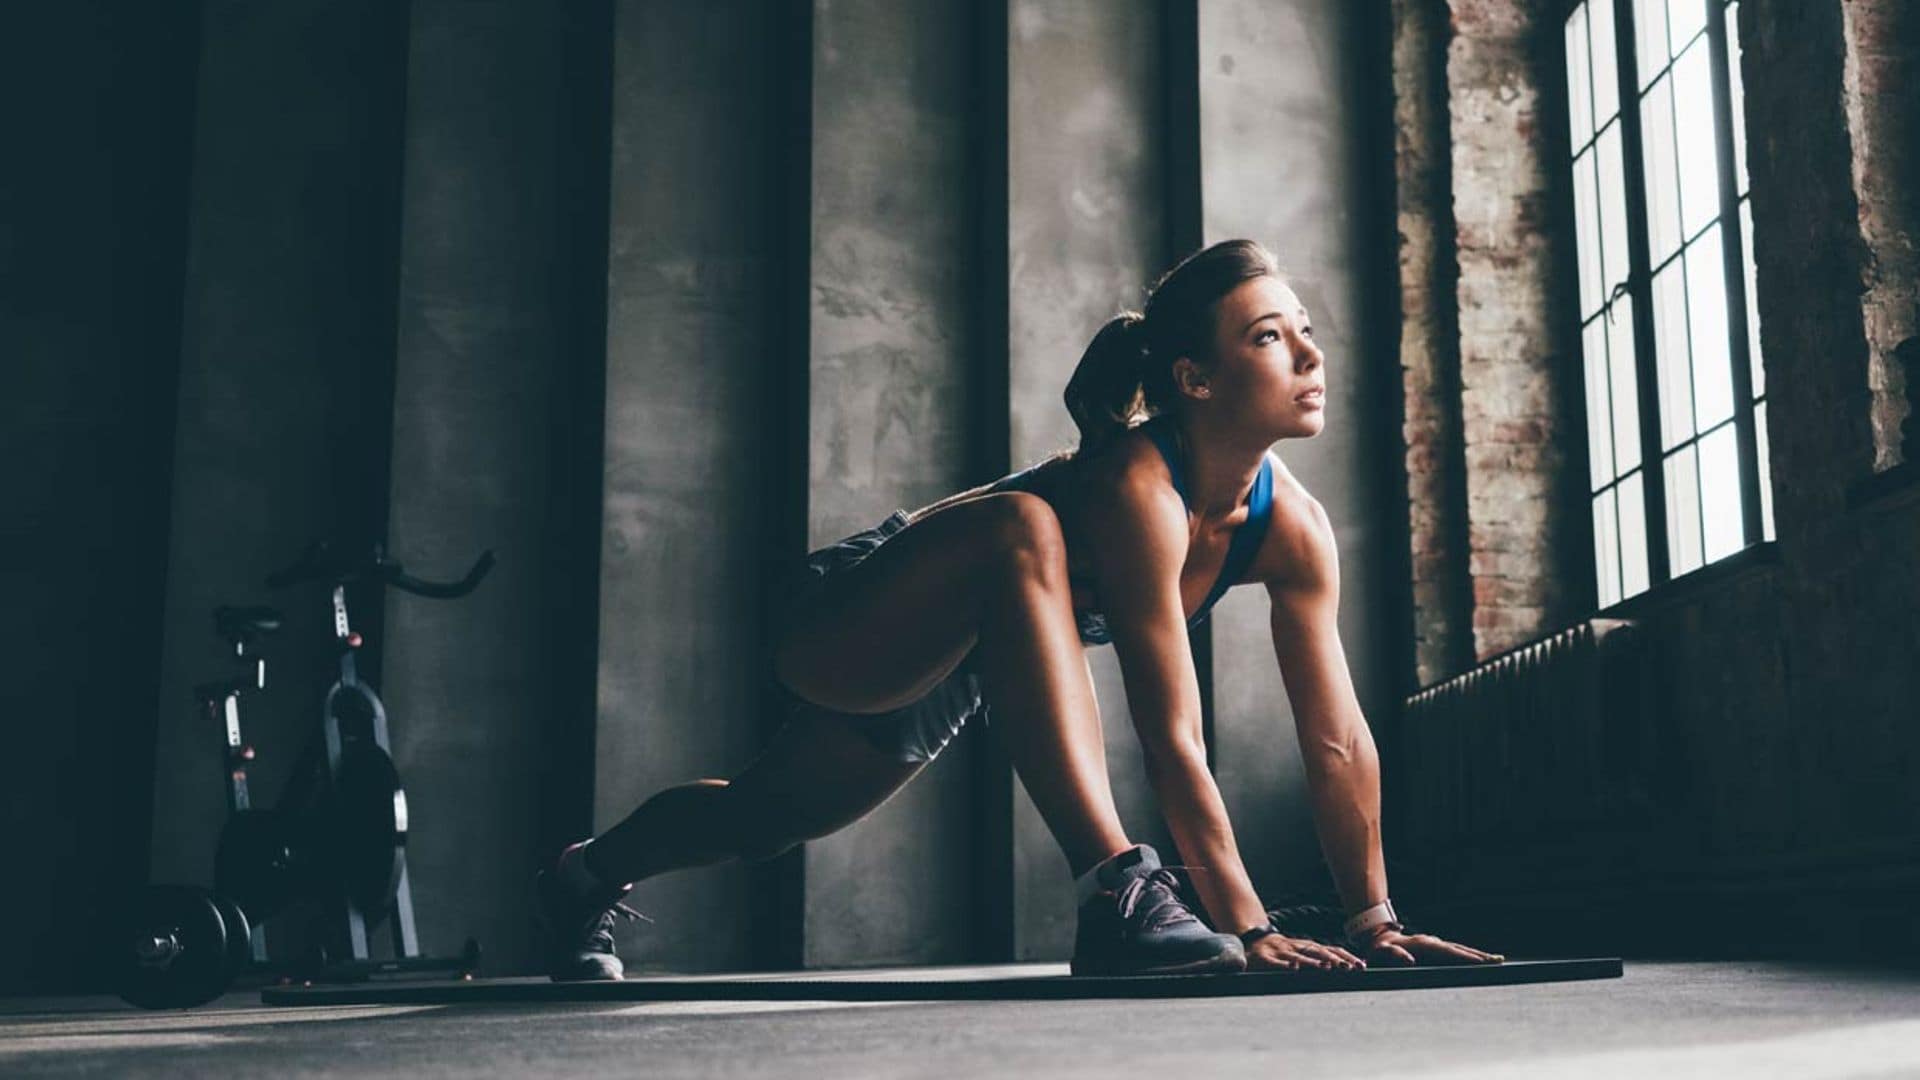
[{"xmin": 772, "ymin": 491, "xmax": 1066, "ymax": 716}]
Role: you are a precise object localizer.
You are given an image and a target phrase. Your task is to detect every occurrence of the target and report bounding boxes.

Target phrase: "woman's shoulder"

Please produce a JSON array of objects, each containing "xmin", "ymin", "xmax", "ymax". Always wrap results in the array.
[
  {"xmin": 1073, "ymin": 420, "xmax": 1181, "ymax": 501},
  {"xmin": 1249, "ymin": 453, "xmax": 1337, "ymax": 590}
]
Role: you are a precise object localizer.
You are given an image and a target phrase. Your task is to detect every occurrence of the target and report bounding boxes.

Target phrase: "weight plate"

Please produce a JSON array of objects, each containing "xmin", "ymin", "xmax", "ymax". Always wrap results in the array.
[
  {"xmin": 322, "ymin": 741, "xmax": 406, "ymax": 921},
  {"xmin": 215, "ymin": 807, "xmax": 308, "ymax": 921},
  {"xmin": 114, "ymin": 884, "xmax": 235, "ymax": 1010},
  {"xmin": 211, "ymin": 893, "xmax": 253, "ymax": 972}
]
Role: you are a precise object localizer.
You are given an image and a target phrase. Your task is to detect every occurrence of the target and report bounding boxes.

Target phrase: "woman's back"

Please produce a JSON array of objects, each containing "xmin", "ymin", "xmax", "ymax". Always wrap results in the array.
[{"xmin": 915, "ymin": 414, "xmax": 1275, "ymax": 647}]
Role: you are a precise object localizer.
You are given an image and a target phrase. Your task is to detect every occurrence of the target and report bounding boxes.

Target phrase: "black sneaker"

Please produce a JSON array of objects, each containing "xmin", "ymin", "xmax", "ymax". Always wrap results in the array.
[
  {"xmin": 1069, "ymin": 845, "xmax": 1247, "ymax": 977},
  {"xmin": 533, "ymin": 849, "xmax": 649, "ymax": 982}
]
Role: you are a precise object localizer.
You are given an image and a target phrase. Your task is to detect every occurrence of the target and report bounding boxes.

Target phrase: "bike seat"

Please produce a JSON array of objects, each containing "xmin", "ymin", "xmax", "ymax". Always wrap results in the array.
[{"xmin": 214, "ymin": 605, "xmax": 284, "ymax": 640}]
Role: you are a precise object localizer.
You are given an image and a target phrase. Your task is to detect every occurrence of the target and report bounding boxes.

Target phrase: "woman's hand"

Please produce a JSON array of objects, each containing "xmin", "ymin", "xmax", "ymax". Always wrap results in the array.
[
  {"xmin": 1357, "ymin": 928, "xmax": 1504, "ymax": 967},
  {"xmin": 1244, "ymin": 932, "xmax": 1366, "ymax": 972}
]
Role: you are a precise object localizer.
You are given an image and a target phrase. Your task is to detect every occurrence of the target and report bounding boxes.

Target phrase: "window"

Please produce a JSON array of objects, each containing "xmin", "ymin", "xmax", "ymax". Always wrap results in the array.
[{"xmin": 1564, "ymin": 0, "xmax": 1773, "ymax": 608}]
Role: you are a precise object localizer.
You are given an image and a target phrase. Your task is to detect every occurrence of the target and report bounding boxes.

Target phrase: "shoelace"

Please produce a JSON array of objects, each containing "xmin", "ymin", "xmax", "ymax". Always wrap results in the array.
[
  {"xmin": 1113, "ymin": 867, "xmax": 1206, "ymax": 933},
  {"xmin": 583, "ymin": 901, "xmax": 652, "ymax": 950}
]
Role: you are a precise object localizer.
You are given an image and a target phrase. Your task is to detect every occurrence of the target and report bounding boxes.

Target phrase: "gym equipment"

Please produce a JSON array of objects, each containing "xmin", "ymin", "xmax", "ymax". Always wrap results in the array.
[
  {"xmin": 263, "ymin": 539, "xmax": 492, "ymax": 964},
  {"xmin": 113, "ymin": 885, "xmax": 242, "ymax": 1010},
  {"xmin": 262, "ymin": 958, "xmax": 1623, "ymax": 1006},
  {"xmin": 214, "ymin": 807, "xmax": 308, "ymax": 922},
  {"xmin": 112, "ymin": 543, "xmax": 491, "ymax": 1009}
]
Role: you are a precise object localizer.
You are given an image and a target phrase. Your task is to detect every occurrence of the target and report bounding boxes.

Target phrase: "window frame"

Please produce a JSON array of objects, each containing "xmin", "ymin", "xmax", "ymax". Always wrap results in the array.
[{"xmin": 1557, "ymin": 0, "xmax": 1768, "ymax": 605}]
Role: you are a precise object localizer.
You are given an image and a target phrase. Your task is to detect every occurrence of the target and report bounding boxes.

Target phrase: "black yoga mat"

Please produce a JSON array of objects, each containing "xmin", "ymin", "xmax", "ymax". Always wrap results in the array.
[{"xmin": 262, "ymin": 958, "xmax": 1621, "ymax": 1006}]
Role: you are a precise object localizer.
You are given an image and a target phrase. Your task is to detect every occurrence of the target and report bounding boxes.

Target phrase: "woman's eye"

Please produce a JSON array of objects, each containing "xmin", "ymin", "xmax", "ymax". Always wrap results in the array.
[
  {"xmin": 1301, "ymin": 326, "xmax": 1314, "ymax": 339},
  {"xmin": 1256, "ymin": 330, "xmax": 1278, "ymax": 344}
]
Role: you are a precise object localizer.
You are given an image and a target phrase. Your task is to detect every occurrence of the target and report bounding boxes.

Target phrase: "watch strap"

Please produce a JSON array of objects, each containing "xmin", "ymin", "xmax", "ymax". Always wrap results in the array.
[
  {"xmin": 1343, "ymin": 899, "xmax": 1401, "ymax": 944},
  {"xmin": 1237, "ymin": 923, "xmax": 1280, "ymax": 946}
]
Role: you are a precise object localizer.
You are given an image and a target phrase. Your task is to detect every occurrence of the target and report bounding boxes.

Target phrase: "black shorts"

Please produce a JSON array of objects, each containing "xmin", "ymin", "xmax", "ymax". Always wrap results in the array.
[{"xmin": 768, "ymin": 509, "xmax": 987, "ymax": 765}]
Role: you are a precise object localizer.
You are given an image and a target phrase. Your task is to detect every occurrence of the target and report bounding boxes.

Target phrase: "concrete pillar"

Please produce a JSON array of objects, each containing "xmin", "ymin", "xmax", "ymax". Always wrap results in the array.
[
  {"xmin": 596, "ymin": 0, "xmax": 787, "ymax": 973},
  {"xmin": 1197, "ymin": 0, "xmax": 1407, "ymax": 903},
  {"xmin": 380, "ymin": 0, "xmax": 609, "ymax": 975},
  {"xmin": 150, "ymin": 0, "xmax": 409, "ymax": 893},
  {"xmin": 1004, "ymin": 0, "xmax": 1173, "ymax": 960},
  {"xmin": 801, "ymin": 0, "xmax": 986, "ymax": 967},
  {"xmin": 0, "ymin": 1, "xmax": 198, "ymax": 992}
]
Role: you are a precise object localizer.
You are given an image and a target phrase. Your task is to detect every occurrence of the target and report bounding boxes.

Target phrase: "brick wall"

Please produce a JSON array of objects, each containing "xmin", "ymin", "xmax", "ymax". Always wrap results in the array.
[
  {"xmin": 1389, "ymin": 0, "xmax": 1920, "ymax": 958},
  {"xmin": 1394, "ymin": 0, "xmax": 1588, "ymax": 669},
  {"xmin": 1395, "ymin": 0, "xmax": 1474, "ymax": 687},
  {"xmin": 1840, "ymin": 0, "xmax": 1919, "ymax": 470}
]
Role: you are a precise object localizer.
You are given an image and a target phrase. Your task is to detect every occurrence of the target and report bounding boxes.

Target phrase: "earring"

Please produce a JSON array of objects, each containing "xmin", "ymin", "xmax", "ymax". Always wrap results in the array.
[{"xmin": 1196, "ymin": 387, "xmax": 1211, "ymax": 398}]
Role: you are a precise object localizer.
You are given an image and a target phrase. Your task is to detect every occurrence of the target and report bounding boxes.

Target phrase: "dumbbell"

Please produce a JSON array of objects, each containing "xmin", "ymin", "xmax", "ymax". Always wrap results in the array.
[{"xmin": 111, "ymin": 884, "xmax": 252, "ymax": 1009}]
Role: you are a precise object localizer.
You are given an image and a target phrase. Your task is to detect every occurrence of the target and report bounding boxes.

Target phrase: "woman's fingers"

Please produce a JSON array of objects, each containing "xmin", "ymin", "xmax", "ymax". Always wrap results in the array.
[
  {"xmin": 1371, "ymin": 941, "xmax": 1418, "ymax": 966},
  {"xmin": 1302, "ymin": 942, "xmax": 1362, "ymax": 970},
  {"xmin": 1249, "ymin": 935, "xmax": 1365, "ymax": 971},
  {"xmin": 1406, "ymin": 934, "xmax": 1505, "ymax": 964}
]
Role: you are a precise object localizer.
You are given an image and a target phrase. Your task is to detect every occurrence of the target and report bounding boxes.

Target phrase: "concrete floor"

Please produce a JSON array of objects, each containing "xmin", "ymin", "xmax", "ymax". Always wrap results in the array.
[{"xmin": 6, "ymin": 961, "xmax": 1920, "ymax": 1078}]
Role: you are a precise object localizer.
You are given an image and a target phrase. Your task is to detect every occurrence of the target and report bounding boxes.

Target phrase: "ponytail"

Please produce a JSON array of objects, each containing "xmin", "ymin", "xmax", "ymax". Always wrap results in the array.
[{"xmin": 1063, "ymin": 311, "xmax": 1152, "ymax": 457}]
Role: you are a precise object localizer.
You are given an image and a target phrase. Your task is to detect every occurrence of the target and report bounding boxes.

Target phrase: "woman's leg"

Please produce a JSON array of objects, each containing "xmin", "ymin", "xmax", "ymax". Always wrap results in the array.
[{"xmin": 585, "ymin": 492, "xmax": 1131, "ymax": 881}]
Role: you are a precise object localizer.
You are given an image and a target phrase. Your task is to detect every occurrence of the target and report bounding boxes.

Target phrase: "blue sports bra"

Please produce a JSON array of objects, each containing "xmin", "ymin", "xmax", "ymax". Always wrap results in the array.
[{"xmin": 986, "ymin": 415, "xmax": 1276, "ymax": 646}]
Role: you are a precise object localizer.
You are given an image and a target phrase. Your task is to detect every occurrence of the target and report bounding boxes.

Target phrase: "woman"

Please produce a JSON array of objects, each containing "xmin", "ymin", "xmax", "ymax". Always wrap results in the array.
[{"xmin": 535, "ymin": 239, "xmax": 1503, "ymax": 980}]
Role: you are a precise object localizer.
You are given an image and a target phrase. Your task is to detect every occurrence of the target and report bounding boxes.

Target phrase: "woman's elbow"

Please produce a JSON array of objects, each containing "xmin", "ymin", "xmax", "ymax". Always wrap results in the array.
[{"xmin": 1139, "ymin": 729, "xmax": 1210, "ymax": 783}]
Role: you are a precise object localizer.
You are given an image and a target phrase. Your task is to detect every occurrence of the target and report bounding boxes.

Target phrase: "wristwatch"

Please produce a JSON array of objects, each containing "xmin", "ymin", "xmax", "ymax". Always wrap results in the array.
[
  {"xmin": 1237, "ymin": 922, "xmax": 1281, "ymax": 946},
  {"xmin": 1343, "ymin": 899, "xmax": 1403, "ymax": 946}
]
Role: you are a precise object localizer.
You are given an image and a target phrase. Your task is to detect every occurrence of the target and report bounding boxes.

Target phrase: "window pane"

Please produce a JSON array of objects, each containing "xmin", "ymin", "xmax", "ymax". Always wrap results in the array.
[
  {"xmin": 1584, "ymin": 317, "xmax": 1615, "ymax": 489},
  {"xmin": 1566, "ymin": 6, "xmax": 1594, "ymax": 144},
  {"xmin": 1608, "ymin": 295, "xmax": 1642, "ymax": 474},
  {"xmin": 1756, "ymin": 398, "xmax": 1775, "ymax": 541},
  {"xmin": 1667, "ymin": 0, "xmax": 1706, "ymax": 55},
  {"xmin": 1574, "ymin": 149, "xmax": 1604, "ymax": 318},
  {"xmin": 1725, "ymin": 1, "xmax": 1749, "ymax": 196},
  {"xmin": 1672, "ymin": 40, "xmax": 1720, "ymax": 240},
  {"xmin": 1633, "ymin": 0, "xmax": 1669, "ymax": 85},
  {"xmin": 1665, "ymin": 443, "xmax": 1704, "ymax": 575},
  {"xmin": 1652, "ymin": 258, "xmax": 1695, "ymax": 448},
  {"xmin": 1640, "ymin": 76, "xmax": 1682, "ymax": 264},
  {"xmin": 1594, "ymin": 488, "xmax": 1622, "ymax": 607},
  {"xmin": 1686, "ymin": 224, "xmax": 1735, "ymax": 430},
  {"xmin": 1597, "ymin": 124, "xmax": 1631, "ymax": 300},
  {"xmin": 1591, "ymin": 0, "xmax": 1622, "ymax": 125},
  {"xmin": 1698, "ymin": 422, "xmax": 1744, "ymax": 560},
  {"xmin": 1740, "ymin": 198, "xmax": 1763, "ymax": 396},
  {"xmin": 1619, "ymin": 471, "xmax": 1651, "ymax": 596}
]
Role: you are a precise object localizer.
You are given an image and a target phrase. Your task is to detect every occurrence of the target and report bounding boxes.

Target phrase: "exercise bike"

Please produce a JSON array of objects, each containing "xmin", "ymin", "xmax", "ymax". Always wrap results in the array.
[{"xmin": 111, "ymin": 542, "xmax": 492, "ymax": 1009}]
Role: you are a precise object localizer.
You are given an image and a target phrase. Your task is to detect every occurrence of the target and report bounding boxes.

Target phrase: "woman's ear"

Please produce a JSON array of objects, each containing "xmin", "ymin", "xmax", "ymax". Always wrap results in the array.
[{"xmin": 1172, "ymin": 356, "xmax": 1211, "ymax": 399}]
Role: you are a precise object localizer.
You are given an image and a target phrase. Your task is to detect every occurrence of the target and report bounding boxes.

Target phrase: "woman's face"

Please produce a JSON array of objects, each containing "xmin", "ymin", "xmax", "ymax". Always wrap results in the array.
[{"xmin": 1198, "ymin": 275, "xmax": 1326, "ymax": 440}]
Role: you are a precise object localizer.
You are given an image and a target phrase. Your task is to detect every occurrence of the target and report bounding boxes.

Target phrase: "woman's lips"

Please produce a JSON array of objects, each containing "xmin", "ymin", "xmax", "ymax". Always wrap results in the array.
[{"xmin": 1295, "ymin": 387, "xmax": 1325, "ymax": 407}]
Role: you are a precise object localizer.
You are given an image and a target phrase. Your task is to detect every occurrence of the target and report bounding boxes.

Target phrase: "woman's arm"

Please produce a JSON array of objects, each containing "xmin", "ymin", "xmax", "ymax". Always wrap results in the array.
[
  {"xmin": 1079, "ymin": 465, "xmax": 1271, "ymax": 937},
  {"xmin": 1263, "ymin": 488, "xmax": 1505, "ymax": 967},
  {"xmin": 1263, "ymin": 494, "xmax": 1389, "ymax": 915}
]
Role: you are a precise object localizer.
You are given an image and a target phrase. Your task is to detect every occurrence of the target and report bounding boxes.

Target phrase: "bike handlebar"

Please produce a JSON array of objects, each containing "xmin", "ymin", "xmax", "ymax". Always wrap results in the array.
[{"xmin": 265, "ymin": 541, "xmax": 495, "ymax": 599}]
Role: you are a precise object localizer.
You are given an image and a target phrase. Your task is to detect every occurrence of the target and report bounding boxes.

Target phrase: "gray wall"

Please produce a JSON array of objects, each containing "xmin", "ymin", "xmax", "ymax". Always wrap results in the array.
[
  {"xmin": 1198, "ymin": 0, "xmax": 1405, "ymax": 905},
  {"xmin": 150, "ymin": 0, "xmax": 409, "ymax": 902},
  {"xmin": 802, "ymin": 0, "xmax": 985, "ymax": 967},
  {"xmin": 595, "ymin": 0, "xmax": 779, "ymax": 974},
  {"xmin": 1004, "ymin": 0, "xmax": 1177, "ymax": 960},
  {"xmin": 381, "ymin": 0, "xmax": 606, "ymax": 975}
]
